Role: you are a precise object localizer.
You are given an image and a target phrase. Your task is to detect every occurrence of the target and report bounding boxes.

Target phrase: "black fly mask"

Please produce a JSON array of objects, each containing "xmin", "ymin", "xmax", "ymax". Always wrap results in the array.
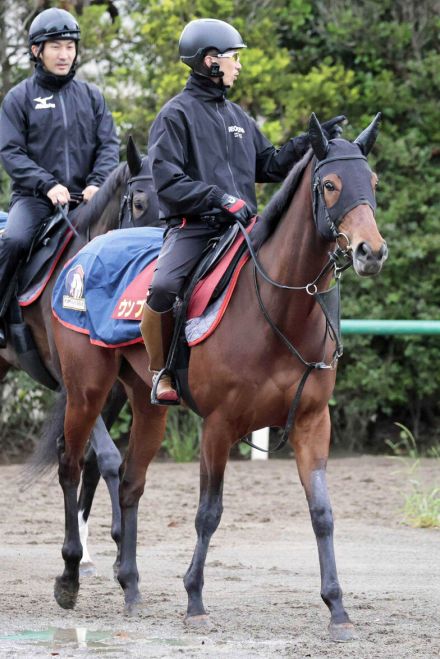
[{"xmin": 309, "ymin": 113, "xmax": 381, "ymax": 241}]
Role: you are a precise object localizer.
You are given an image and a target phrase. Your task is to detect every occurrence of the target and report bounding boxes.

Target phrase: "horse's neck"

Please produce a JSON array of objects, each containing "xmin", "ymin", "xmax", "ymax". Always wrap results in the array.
[
  {"xmin": 261, "ymin": 164, "xmax": 332, "ymax": 290},
  {"xmin": 89, "ymin": 192, "xmax": 122, "ymax": 239}
]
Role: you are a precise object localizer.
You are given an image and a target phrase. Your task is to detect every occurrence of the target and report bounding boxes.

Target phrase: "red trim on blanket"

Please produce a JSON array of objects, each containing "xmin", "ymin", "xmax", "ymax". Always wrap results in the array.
[{"xmin": 52, "ymin": 307, "xmax": 145, "ymax": 349}]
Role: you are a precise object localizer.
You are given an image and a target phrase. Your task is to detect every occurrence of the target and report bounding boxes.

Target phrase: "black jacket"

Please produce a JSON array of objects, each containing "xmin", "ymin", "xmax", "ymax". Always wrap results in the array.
[
  {"xmin": 0, "ymin": 67, "xmax": 119, "ymax": 198},
  {"xmin": 147, "ymin": 74, "xmax": 309, "ymax": 220}
]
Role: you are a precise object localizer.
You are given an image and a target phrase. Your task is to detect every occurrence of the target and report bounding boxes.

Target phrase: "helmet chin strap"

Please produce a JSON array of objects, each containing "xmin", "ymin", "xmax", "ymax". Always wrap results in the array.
[{"xmin": 194, "ymin": 60, "xmax": 224, "ymax": 79}]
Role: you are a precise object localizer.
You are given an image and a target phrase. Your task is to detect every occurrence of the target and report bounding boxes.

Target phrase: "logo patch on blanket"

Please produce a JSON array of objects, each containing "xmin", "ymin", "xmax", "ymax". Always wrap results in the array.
[
  {"xmin": 63, "ymin": 264, "xmax": 86, "ymax": 311},
  {"xmin": 52, "ymin": 227, "xmax": 164, "ymax": 347}
]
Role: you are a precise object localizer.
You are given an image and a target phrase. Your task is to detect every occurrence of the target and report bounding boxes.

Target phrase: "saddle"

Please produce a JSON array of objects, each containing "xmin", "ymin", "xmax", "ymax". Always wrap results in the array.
[
  {"xmin": 159, "ymin": 220, "xmax": 256, "ymax": 411},
  {"xmin": 0, "ymin": 206, "xmax": 79, "ymax": 390}
]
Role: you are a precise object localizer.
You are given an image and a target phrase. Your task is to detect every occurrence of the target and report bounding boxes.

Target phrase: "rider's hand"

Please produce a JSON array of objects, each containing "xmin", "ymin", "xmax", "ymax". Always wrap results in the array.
[
  {"xmin": 219, "ymin": 194, "xmax": 253, "ymax": 227},
  {"xmin": 321, "ymin": 115, "xmax": 347, "ymax": 139},
  {"xmin": 47, "ymin": 183, "xmax": 70, "ymax": 206},
  {"xmin": 82, "ymin": 185, "xmax": 99, "ymax": 202}
]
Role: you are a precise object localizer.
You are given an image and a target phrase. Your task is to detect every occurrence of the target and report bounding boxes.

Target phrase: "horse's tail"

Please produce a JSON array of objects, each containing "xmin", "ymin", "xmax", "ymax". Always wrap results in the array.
[{"xmin": 21, "ymin": 389, "xmax": 67, "ymax": 486}]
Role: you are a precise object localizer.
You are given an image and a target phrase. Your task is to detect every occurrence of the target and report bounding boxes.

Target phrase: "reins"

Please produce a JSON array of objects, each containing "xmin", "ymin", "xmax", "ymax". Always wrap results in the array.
[{"xmin": 235, "ymin": 180, "xmax": 353, "ymax": 454}]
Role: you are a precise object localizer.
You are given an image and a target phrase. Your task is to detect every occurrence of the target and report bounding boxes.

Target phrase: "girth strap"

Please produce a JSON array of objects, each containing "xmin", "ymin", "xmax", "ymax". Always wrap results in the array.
[{"xmin": 241, "ymin": 363, "xmax": 315, "ymax": 454}]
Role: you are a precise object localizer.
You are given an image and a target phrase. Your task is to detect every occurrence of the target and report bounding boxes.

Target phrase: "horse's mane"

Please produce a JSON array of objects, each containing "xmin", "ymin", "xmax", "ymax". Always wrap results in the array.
[
  {"xmin": 75, "ymin": 162, "xmax": 129, "ymax": 232},
  {"xmin": 260, "ymin": 149, "xmax": 314, "ymax": 235}
]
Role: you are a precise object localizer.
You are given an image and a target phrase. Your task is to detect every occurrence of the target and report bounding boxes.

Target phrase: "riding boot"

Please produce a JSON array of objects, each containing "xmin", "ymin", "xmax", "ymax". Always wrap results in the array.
[{"xmin": 140, "ymin": 303, "xmax": 180, "ymax": 405}]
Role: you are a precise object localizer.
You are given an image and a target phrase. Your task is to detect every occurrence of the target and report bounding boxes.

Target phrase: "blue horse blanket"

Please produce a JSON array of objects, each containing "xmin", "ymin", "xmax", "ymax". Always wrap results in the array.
[{"xmin": 52, "ymin": 227, "xmax": 164, "ymax": 346}]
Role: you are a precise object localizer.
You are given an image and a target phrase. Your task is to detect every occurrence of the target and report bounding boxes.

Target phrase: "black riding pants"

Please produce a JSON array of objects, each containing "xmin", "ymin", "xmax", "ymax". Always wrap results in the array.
[
  {"xmin": 0, "ymin": 195, "xmax": 54, "ymax": 301},
  {"xmin": 148, "ymin": 220, "xmax": 224, "ymax": 312}
]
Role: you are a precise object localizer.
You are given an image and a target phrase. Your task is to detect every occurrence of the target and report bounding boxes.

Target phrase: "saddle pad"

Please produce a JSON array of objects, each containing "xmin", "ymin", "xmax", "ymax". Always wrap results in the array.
[
  {"xmin": 52, "ymin": 227, "xmax": 164, "ymax": 347},
  {"xmin": 52, "ymin": 223, "xmax": 252, "ymax": 347}
]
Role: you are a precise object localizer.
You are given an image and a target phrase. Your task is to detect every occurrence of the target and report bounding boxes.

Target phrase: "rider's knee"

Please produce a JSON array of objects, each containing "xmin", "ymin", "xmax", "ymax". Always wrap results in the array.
[{"xmin": 147, "ymin": 282, "xmax": 176, "ymax": 313}]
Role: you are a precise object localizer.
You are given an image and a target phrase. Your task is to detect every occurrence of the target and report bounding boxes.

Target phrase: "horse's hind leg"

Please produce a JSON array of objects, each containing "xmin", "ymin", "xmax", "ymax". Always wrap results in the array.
[
  {"xmin": 293, "ymin": 407, "xmax": 354, "ymax": 642},
  {"xmin": 77, "ymin": 442, "xmax": 100, "ymax": 576},
  {"xmin": 78, "ymin": 418, "xmax": 122, "ymax": 578},
  {"xmin": 78, "ymin": 381, "xmax": 126, "ymax": 577},
  {"xmin": 117, "ymin": 366, "xmax": 167, "ymax": 613},
  {"xmin": 54, "ymin": 339, "xmax": 118, "ymax": 609},
  {"xmin": 183, "ymin": 417, "xmax": 231, "ymax": 627}
]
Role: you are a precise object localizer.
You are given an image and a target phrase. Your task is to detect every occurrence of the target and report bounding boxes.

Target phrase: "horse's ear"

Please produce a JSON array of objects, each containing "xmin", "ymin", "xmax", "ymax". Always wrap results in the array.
[
  {"xmin": 354, "ymin": 112, "xmax": 382, "ymax": 156},
  {"xmin": 126, "ymin": 135, "xmax": 143, "ymax": 176},
  {"xmin": 308, "ymin": 113, "xmax": 329, "ymax": 160}
]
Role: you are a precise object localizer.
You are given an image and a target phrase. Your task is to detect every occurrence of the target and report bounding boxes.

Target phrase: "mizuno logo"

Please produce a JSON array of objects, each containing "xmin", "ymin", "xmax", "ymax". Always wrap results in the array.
[
  {"xmin": 34, "ymin": 95, "xmax": 56, "ymax": 110},
  {"xmin": 228, "ymin": 125, "xmax": 245, "ymax": 138}
]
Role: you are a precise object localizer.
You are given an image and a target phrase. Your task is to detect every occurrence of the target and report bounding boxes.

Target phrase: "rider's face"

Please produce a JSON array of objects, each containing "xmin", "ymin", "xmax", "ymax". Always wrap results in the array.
[
  {"xmin": 32, "ymin": 39, "xmax": 76, "ymax": 75},
  {"xmin": 205, "ymin": 51, "xmax": 242, "ymax": 88}
]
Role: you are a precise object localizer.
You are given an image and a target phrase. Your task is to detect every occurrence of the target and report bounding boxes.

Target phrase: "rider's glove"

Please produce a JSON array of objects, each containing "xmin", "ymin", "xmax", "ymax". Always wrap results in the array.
[
  {"xmin": 219, "ymin": 194, "xmax": 253, "ymax": 227},
  {"xmin": 321, "ymin": 115, "xmax": 346, "ymax": 139}
]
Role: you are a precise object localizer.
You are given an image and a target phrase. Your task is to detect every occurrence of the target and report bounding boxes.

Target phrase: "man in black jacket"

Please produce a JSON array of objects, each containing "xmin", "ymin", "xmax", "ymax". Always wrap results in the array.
[
  {"xmin": 140, "ymin": 18, "xmax": 344, "ymax": 404},
  {"xmin": 0, "ymin": 7, "xmax": 119, "ymax": 347}
]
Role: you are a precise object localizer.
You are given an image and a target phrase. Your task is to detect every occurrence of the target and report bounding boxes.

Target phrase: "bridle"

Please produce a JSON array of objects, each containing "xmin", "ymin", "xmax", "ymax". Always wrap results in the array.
[
  {"xmin": 117, "ymin": 170, "xmax": 154, "ymax": 228},
  {"xmin": 312, "ymin": 154, "xmax": 377, "ymax": 240},
  {"xmin": 238, "ymin": 153, "xmax": 375, "ymax": 453}
]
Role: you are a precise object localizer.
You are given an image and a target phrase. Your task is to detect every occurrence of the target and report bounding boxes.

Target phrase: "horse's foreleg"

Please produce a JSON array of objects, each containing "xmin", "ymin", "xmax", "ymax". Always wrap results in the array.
[
  {"xmin": 184, "ymin": 421, "xmax": 230, "ymax": 627},
  {"xmin": 293, "ymin": 407, "xmax": 354, "ymax": 642},
  {"xmin": 117, "ymin": 371, "xmax": 167, "ymax": 614}
]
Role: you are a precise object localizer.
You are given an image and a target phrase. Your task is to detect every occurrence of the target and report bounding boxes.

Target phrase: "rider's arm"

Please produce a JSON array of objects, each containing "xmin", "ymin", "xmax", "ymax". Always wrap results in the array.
[
  {"xmin": 251, "ymin": 118, "xmax": 310, "ymax": 183},
  {"xmin": 253, "ymin": 115, "xmax": 346, "ymax": 182},
  {"xmin": 85, "ymin": 86, "xmax": 120, "ymax": 188},
  {"xmin": 148, "ymin": 110, "xmax": 225, "ymax": 218},
  {"xmin": 0, "ymin": 89, "xmax": 58, "ymax": 196}
]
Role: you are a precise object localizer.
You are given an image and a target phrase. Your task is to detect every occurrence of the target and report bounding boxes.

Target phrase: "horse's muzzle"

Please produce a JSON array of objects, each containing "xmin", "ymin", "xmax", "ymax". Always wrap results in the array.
[{"xmin": 353, "ymin": 240, "xmax": 388, "ymax": 276}]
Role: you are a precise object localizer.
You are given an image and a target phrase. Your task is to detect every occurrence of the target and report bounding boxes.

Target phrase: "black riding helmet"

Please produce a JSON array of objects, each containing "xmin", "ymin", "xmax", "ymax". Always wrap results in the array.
[
  {"xmin": 29, "ymin": 8, "xmax": 80, "ymax": 61},
  {"xmin": 179, "ymin": 18, "xmax": 246, "ymax": 75}
]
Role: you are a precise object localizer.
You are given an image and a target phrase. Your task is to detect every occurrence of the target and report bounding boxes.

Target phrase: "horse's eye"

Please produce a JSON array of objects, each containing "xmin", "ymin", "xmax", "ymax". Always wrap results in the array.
[{"xmin": 324, "ymin": 181, "xmax": 335, "ymax": 191}]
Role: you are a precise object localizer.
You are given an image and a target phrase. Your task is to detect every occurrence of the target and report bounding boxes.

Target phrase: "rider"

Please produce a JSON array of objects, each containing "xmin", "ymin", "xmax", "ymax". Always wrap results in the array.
[
  {"xmin": 0, "ymin": 7, "xmax": 119, "ymax": 347},
  {"xmin": 141, "ymin": 18, "xmax": 345, "ymax": 404}
]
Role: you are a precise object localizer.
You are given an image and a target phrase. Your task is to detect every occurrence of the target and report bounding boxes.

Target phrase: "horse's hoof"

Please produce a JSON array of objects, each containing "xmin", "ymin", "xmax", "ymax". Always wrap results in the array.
[
  {"xmin": 124, "ymin": 595, "xmax": 142, "ymax": 617},
  {"xmin": 184, "ymin": 614, "xmax": 212, "ymax": 630},
  {"xmin": 80, "ymin": 561, "xmax": 97, "ymax": 578},
  {"xmin": 54, "ymin": 576, "xmax": 79, "ymax": 610},
  {"xmin": 329, "ymin": 621, "xmax": 355, "ymax": 642}
]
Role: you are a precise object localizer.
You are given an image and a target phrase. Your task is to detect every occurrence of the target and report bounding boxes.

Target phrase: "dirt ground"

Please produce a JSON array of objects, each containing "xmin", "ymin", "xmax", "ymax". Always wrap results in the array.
[{"xmin": 0, "ymin": 455, "xmax": 439, "ymax": 658}]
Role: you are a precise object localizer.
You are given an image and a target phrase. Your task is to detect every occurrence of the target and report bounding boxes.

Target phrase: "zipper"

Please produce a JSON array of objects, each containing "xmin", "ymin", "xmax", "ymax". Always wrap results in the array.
[
  {"xmin": 216, "ymin": 102, "xmax": 240, "ymax": 198},
  {"xmin": 59, "ymin": 93, "xmax": 70, "ymax": 185}
]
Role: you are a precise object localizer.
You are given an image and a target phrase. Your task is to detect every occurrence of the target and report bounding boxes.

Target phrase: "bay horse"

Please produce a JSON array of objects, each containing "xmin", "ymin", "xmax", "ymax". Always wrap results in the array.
[
  {"xmin": 1, "ymin": 138, "xmax": 160, "ymax": 574},
  {"xmin": 48, "ymin": 114, "xmax": 387, "ymax": 641}
]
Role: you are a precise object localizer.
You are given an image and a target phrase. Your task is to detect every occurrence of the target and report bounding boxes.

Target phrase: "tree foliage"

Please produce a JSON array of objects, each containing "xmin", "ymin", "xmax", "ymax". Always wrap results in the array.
[{"xmin": 0, "ymin": 0, "xmax": 439, "ymax": 455}]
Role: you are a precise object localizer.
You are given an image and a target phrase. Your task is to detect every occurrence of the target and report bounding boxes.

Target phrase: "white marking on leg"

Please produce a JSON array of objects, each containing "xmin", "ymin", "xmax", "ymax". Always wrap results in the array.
[{"xmin": 78, "ymin": 511, "xmax": 93, "ymax": 565}]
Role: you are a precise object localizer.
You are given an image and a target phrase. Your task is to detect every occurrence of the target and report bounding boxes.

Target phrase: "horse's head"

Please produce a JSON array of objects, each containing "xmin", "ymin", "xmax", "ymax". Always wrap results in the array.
[
  {"xmin": 309, "ymin": 113, "xmax": 388, "ymax": 276},
  {"xmin": 121, "ymin": 136, "xmax": 160, "ymax": 228}
]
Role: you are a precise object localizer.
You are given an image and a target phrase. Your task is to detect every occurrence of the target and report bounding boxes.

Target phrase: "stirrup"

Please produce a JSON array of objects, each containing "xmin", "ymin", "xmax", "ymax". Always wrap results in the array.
[{"xmin": 151, "ymin": 368, "xmax": 180, "ymax": 406}]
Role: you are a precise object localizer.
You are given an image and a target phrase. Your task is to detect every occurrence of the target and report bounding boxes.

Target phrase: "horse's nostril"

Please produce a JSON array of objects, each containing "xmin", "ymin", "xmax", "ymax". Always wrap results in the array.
[{"xmin": 356, "ymin": 242, "xmax": 369, "ymax": 258}]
